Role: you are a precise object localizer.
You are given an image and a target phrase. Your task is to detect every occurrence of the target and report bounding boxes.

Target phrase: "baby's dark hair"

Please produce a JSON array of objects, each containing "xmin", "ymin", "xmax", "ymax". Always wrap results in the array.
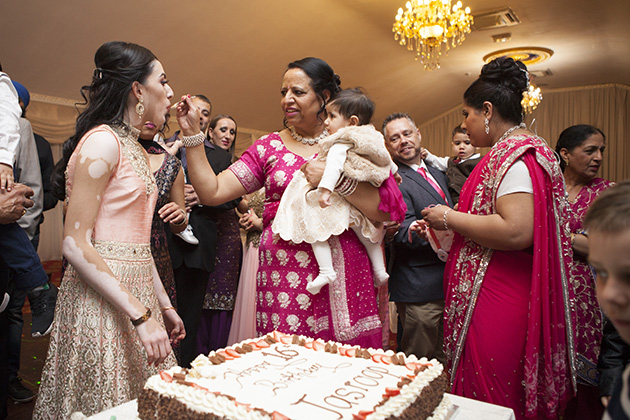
[
  {"xmin": 328, "ymin": 88, "xmax": 374, "ymax": 125},
  {"xmin": 452, "ymin": 125, "xmax": 467, "ymax": 138}
]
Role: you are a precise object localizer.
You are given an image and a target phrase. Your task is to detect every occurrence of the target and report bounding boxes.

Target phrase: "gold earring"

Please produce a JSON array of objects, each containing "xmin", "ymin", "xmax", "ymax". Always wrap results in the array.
[{"xmin": 136, "ymin": 97, "xmax": 144, "ymax": 117}]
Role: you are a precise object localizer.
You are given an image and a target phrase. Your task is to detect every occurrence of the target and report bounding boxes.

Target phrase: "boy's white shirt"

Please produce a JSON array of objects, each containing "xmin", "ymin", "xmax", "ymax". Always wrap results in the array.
[
  {"xmin": 424, "ymin": 150, "xmax": 481, "ymax": 172},
  {"xmin": 0, "ymin": 72, "xmax": 22, "ymax": 168}
]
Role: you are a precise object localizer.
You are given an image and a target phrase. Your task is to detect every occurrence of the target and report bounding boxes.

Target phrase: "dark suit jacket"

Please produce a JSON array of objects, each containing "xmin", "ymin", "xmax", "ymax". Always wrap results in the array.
[
  {"xmin": 388, "ymin": 162, "xmax": 453, "ymax": 303},
  {"xmin": 166, "ymin": 141, "xmax": 237, "ymax": 272}
]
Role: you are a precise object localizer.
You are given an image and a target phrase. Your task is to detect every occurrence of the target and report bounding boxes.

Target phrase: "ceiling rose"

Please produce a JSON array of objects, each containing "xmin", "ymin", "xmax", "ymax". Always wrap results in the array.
[{"xmin": 483, "ymin": 47, "xmax": 554, "ymax": 66}]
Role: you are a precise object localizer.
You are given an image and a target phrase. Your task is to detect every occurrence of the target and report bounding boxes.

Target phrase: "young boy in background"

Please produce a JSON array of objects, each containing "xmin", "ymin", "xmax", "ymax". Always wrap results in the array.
[
  {"xmin": 583, "ymin": 180, "xmax": 630, "ymax": 420},
  {"xmin": 423, "ymin": 126, "xmax": 481, "ymax": 205}
]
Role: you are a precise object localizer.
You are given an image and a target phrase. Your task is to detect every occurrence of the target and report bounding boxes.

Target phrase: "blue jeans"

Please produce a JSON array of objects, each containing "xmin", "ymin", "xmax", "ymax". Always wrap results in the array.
[{"xmin": 0, "ymin": 223, "xmax": 47, "ymax": 291}]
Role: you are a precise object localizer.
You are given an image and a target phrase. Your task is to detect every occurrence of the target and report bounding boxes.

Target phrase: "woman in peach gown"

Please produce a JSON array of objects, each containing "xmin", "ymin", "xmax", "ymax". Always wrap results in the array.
[{"xmin": 33, "ymin": 41, "xmax": 185, "ymax": 419}]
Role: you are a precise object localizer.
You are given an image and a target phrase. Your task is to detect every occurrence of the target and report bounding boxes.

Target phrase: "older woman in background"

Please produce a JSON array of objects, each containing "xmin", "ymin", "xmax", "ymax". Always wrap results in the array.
[{"xmin": 556, "ymin": 124, "xmax": 614, "ymax": 420}]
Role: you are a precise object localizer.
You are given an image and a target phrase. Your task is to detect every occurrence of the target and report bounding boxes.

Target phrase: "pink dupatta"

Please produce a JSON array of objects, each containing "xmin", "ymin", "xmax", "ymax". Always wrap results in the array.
[{"xmin": 444, "ymin": 134, "xmax": 576, "ymax": 418}]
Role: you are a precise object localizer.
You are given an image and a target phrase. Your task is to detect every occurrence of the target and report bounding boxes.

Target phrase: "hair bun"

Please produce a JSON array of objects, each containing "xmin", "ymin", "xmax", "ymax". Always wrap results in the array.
[
  {"xmin": 333, "ymin": 73, "xmax": 341, "ymax": 88},
  {"xmin": 480, "ymin": 57, "xmax": 528, "ymax": 95}
]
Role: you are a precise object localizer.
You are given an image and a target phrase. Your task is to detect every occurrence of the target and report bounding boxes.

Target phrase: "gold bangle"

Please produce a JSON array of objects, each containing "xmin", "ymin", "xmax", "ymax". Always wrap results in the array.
[
  {"xmin": 160, "ymin": 306, "xmax": 175, "ymax": 312},
  {"xmin": 131, "ymin": 307, "xmax": 151, "ymax": 327},
  {"xmin": 171, "ymin": 209, "xmax": 187, "ymax": 227},
  {"xmin": 443, "ymin": 208, "xmax": 453, "ymax": 230}
]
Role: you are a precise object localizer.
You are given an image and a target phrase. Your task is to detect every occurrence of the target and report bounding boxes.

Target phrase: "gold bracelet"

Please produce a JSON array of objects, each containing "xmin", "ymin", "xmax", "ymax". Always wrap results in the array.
[
  {"xmin": 131, "ymin": 307, "xmax": 151, "ymax": 327},
  {"xmin": 443, "ymin": 208, "xmax": 453, "ymax": 230},
  {"xmin": 171, "ymin": 208, "xmax": 188, "ymax": 227},
  {"xmin": 160, "ymin": 306, "xmax": 176, "ymax": 312}
]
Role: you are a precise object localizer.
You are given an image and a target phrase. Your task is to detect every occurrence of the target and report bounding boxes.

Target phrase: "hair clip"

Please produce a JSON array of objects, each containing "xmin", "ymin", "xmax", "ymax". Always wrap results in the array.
[
  {"xmin": 93, "ymin": 68, "xmax": 104, "ymax": 80},
  {"xmin": 518, "ymin": 66, "xmax": 531, "ymax": 88}
]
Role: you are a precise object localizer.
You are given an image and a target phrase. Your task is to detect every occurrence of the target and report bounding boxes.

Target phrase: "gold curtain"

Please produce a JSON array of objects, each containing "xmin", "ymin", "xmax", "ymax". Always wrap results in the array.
[{"xmin": 417, "ymin": 83, "xmax": 630, "ymax": 183}]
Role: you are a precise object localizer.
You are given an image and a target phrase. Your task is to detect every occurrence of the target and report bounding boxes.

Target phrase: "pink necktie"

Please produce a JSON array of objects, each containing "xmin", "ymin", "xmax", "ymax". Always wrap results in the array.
[{"xmin": 418, "ymin": 167, "xmax": 447, "ymax": 202}]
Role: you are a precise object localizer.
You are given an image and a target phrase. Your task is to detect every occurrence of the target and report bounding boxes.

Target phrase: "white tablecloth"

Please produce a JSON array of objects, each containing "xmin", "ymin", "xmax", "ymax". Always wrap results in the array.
[{"xmin": 85, "ymin": 394, "xmax": 516, "ymax": 420}]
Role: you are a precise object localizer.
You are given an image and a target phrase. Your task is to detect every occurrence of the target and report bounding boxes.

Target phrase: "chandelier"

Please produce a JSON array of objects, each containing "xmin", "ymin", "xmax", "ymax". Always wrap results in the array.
[
  {"xmin": 393, "ymin": 0, "xmax": 473, "ymax": 71},
  {"xmin": 522, "ymin": 84, "xmax": 542, "ymax": 114}
]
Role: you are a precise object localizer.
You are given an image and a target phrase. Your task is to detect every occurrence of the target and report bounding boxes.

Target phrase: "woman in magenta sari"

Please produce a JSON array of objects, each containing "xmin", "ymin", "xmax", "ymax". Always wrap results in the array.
[
  {"xmin": 173, "ymin": 58, "xmax": 403, "ymax": 348},
  {"xmin": 556, "ymin": 125, "xmax": 614, "ymax": 419},
  {"xmin": 421, "ymin": 57, "xmax": 576, "ymax": 419}
]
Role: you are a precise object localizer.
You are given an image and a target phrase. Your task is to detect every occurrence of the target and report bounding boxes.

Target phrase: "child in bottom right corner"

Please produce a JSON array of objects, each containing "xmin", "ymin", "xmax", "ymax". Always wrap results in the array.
[
  {"xmin": 422, "ymin": 125, "xmax": 481, "ymax": 206},
  {"xmin": 583, "ymin": 180, "xmax": 630, "ymax": 420}
]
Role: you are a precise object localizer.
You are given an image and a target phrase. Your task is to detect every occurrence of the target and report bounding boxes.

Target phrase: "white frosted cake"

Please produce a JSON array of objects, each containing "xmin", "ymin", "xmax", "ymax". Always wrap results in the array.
[{"xmin": 138, "ymin": 331, "xmax": 450, "ymax": 420}]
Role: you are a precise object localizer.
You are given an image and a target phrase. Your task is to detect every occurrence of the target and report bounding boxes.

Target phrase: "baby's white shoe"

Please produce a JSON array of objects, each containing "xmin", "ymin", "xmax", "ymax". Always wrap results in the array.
[{"xmin": 176, "ymin": 224, "xmax": 199, "ymax": 245}]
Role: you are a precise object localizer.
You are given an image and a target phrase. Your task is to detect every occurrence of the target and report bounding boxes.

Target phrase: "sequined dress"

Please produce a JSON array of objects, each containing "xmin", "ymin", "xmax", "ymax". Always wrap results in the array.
[
  {"xmin": 567, "ymin": 177, "xmax": 613, "ymax": 384},
  {"xmin": 139, "ymin": 139, "xmax": 180, "ymax": 308},
  {"xmin": 229, "ymin": 133, "xmax": 382, "ymax": 347},
  {"xmin": 33, "ymin": 125, "xmax": 176, "ymax": 419}
]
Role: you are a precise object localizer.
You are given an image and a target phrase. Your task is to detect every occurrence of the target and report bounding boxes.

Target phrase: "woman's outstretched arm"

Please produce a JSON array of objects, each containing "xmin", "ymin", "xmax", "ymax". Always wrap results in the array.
[{"xmin": 175, "ymin": 95, "xmax": 246, "ymax": 206}]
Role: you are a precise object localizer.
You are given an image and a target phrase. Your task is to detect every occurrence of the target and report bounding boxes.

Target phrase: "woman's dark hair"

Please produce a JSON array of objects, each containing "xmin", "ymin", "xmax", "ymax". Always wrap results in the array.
[
  {"xmin": 328, "ymin": 88, "xmax": 374, "ymax": 125},
  {"xmin": 209, "ymin": 114, "xmax": 238, "ymax": 158},
  {"xmin": 555, "ymin": 124, "xmax": 605, "ymax": 172},
  {"xmin": 285, "ymin": 57, "xmax": 341, "ymax": 126},
  {"xmin": 51, "ymin": 41, "xmax": 157, "ymax": 200},
  {"xmin": 463, "ymin": 57, "xmax": 529, "ymax": 125}
]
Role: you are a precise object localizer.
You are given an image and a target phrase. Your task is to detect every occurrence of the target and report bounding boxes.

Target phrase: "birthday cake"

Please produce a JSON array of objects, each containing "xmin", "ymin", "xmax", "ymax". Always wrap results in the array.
[{"xmin": 138, "ymin": 331, "xmax": 450, "ymax": 420}]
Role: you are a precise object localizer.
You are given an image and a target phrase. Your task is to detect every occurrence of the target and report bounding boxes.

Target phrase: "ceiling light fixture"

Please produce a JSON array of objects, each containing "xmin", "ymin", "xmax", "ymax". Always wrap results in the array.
[
  {"xmin": 393, "ymin": 0, "xmax": 474, "ymax": 71},
  {"xmin": 483, "ymin": 47, "xmax": 554, "ymax": 66},
  {"xmin": 522, "ymin": 84, "xmax": 542, "ymax": 114},
  {"xmin": 492, "ymin": 33, "xmax": 512, "ymax": 43}
]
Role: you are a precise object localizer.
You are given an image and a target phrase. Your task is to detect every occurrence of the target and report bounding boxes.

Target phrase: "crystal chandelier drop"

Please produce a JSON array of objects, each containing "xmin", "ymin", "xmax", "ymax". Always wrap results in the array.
[
  {"xmin": 522, "ymin": 84, "xmax": 542, "ymax": 114},
  {"xmin": 393, "ymin": 0, "xmax": 473, "ymax": 71}
]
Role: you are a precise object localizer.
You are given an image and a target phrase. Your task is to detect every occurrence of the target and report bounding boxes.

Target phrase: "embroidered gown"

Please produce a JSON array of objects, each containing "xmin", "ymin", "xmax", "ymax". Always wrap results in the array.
[
  {"xmin": 444, "ymin": 134, "xmax": 576, "ymax": 419},
  {"xmin": 34, "ymin": 125, "xmax": 176, "ymax": 419},
  {"xmin": 229, "ymin": 133, "xmax": 384, "ymax": 347}
]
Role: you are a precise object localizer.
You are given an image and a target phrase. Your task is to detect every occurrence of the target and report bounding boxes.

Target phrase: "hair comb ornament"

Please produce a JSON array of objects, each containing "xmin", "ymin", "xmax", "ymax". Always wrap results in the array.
[{"xmin": 93, "ymin": 68, "xmax": 104, "ymax": 80}]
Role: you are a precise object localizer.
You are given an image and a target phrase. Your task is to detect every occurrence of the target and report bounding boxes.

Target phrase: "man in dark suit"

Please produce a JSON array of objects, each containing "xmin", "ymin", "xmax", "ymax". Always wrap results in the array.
[{"xmin": 382, "ymin": 113, "xmax": 452, "ymax": 364}]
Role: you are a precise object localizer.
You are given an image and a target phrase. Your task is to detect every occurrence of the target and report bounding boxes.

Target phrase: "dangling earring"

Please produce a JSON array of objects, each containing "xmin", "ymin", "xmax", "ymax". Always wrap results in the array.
[
  {"xmin": 484, "ymin": 117, "xmax": 490, "ymax": 134},
  {"xmin": 565, "ymin": 159, "xmax": 570, "ymax": 168},
  {"xmin": 136, "ymin": 97, "xmax": 144, "ymax": 117}
]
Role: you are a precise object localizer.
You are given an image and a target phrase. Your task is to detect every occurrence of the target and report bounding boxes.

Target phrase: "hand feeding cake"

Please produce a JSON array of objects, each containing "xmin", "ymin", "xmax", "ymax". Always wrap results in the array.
[{"xmin": 138, "ymin": 331, "xmax": 450, "ymax": 420}]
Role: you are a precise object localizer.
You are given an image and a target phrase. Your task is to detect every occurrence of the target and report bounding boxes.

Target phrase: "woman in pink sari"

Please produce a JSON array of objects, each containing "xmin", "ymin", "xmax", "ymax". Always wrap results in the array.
[
  {"xmin": 421, "ymin": 57, "xmax": 576, "ymax": 419},
  {"xmin": 174, "ymin": 58, "xmax": 403, "ymax": 348},
  {"xmin": 556, "ymin": 125, "xmax": 614, "ymax": 419}
]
